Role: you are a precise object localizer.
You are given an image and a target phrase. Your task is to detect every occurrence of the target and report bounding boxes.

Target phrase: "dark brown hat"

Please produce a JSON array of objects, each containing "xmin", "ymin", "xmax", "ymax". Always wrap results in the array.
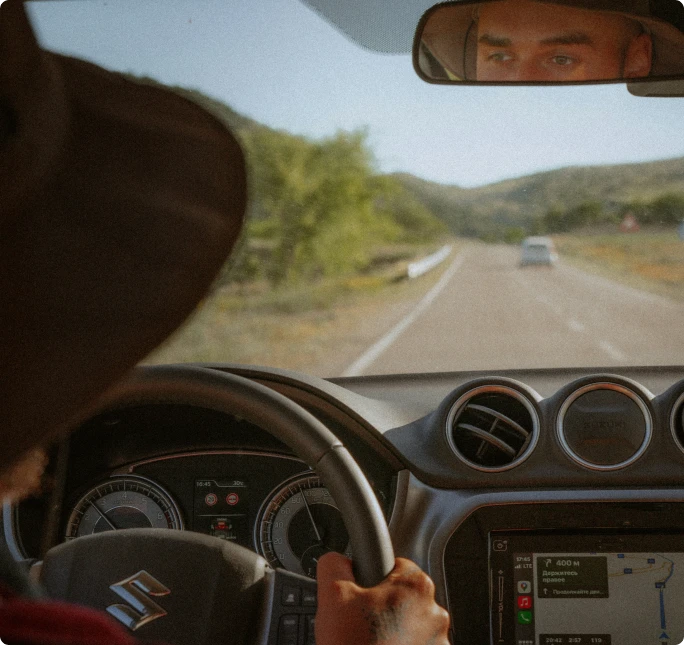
[
  {"xmin": 417, "ymin": 0, "xmax": 684, "ymax": 81},
  {"xmin": 0, "ymin": 1, "xmax": 247, "ymax": 471}
]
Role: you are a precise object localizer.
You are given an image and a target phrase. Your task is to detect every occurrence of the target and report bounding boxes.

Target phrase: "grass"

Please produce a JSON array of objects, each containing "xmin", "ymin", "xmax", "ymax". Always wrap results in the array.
[
  {"xmin": 554, "ymin": 230, "xmax": 684, "ymax": 301},
  {"xmin": 145, "ymin": 241, "xmax": 459, "ymax": 376}
]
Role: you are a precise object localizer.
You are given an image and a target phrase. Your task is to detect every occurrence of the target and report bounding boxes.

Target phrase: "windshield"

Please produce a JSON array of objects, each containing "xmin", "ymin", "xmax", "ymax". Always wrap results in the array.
[{"xmin": 28, "ymin": 0, "xmax": 684, "ymax": 377}]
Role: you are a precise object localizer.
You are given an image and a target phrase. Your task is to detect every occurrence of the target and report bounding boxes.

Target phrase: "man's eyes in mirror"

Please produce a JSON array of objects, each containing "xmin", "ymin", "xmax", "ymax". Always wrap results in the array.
[
  {"xmin": 484, "ymin": 50, "xmax": 515, "ymax": 63},
  {"xmin": 549, "ymin": 54, "xmax": 578, "ymax": 66}
]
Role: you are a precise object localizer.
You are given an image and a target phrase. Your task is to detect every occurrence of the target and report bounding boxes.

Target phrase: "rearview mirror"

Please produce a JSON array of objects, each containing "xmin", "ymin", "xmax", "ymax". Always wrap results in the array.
[{"xmin": 414, "ymin": 0, "xmax": 684, "ymax": 84}]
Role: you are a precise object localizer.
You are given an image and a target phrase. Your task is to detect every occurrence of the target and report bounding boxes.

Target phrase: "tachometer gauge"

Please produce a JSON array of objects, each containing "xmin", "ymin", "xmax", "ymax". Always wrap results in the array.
[
  {"xmin": 256, "ymin": 474, "xmax": 351, "ymax": 578},
  {"xmin": 65, "ymin": 476, "xmax": 183, "ymax": 539}
]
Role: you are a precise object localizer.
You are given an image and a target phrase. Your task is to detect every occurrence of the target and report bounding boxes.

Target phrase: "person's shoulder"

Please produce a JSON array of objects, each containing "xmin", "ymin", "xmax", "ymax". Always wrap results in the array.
[{"xmin": 0, "ymin": 585, "xmax": 166, "ymax": 645}]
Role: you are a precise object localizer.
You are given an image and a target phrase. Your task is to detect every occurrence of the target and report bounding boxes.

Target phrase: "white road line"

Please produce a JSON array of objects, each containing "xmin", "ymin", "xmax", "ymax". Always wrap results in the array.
[
  {"xmin": 568, "ymin": 319, "xmax": 585, "ymax": 333},
  {"xmin": 562, "ymin": 263, "xmax": 681, "ymax": 311},
  {"xmin": 516, "ymin": 267, "xmax": 629, "ymax": 362},
  {"xmin": 598, "ymin": 340, "xmax": 627, "ymax": 362},
  {"xmin": 342, "ymin": 251, "xmax": 466, "ymax": 377}
]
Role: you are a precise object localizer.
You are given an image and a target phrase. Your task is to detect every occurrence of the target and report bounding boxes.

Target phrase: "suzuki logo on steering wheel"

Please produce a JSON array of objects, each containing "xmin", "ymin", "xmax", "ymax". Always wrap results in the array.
[{"xmin": 106, "ymin": 570, "xmax": 170, "ymax": 631}]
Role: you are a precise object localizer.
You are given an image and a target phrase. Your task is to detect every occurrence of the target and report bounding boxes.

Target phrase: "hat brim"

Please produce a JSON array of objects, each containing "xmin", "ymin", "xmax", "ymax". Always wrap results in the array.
[{"xmin": 0, "ymin": 1, "xmax": 247, "ymax": 471}]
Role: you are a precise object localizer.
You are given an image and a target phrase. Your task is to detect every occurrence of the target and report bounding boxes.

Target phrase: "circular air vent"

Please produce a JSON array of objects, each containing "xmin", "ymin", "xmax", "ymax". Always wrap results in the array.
[
  {"xmin": 670, "ymin": 391, "xmax": 684, "ymax": 454},
  {"xmin": 445, "ymin": 385, "xmax": 539, "ymax": 472},
  {"xmin": 557, "ymin": 383, "xmax": 652, "ymax": 471}
]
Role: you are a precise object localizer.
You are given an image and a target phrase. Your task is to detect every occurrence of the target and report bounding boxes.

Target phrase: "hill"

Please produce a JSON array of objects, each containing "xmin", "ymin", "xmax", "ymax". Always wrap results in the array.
[{"xmin": 393, "ymin": 157, "xmax": 684, "ymax": 237}]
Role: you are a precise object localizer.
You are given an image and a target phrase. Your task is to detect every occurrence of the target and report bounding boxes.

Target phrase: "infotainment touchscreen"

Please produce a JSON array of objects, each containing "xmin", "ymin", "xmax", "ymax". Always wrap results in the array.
[{"xmin": 489, "ymin": 531, "xmax": 684, "ymax": 645}]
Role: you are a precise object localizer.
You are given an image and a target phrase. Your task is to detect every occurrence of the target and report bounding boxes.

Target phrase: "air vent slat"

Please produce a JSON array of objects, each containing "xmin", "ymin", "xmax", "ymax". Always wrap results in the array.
[
  {"xmin": 456, "ymin": 423, "xmax": 517, "ymax": 457},
  {"xmin": 467, "ymin": 404, "xmax": 529, "ymax": 438},
  {"xmin": 446, "ymin": 385, "xmax": 539, "ymax": 472}
]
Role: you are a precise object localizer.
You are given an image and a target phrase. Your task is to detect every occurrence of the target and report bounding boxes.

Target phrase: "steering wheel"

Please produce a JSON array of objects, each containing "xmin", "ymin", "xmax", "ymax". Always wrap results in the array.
[{"xmin": 38, "ymin": 365, "xmax": 395, "ymax": 645}]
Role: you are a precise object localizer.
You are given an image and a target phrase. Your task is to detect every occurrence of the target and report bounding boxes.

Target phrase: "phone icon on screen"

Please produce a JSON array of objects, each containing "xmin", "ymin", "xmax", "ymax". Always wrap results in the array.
[{"xmin": 517, "ymin": 610, "xmax": 533, "ymax": 625}]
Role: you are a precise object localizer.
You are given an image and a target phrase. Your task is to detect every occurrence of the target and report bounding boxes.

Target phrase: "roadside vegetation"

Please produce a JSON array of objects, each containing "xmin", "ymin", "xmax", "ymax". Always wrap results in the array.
[
  {"xmin": 147, "ymin": 245, "xmax": 456, "ymax": 375},
  {"xmin": 554, "ymin": 231, "xmax": 684, "ymax": 302}
]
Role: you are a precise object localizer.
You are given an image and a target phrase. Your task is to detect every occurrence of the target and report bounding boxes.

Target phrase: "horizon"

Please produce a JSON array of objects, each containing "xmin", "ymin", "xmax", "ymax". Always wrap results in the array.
[{"xmin": 389, "ymin": 152, "xmax": 684, "ymax": 189}]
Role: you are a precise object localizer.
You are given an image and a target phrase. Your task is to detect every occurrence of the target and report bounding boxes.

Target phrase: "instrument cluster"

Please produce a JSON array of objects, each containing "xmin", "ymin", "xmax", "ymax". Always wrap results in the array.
[
  {"xmin": 13, "ymin": 400, "xmax": 398, "ymax": 579},
  {"xmin": 63, "ymin": 452, "xmax": 362, "ymax": 579}
]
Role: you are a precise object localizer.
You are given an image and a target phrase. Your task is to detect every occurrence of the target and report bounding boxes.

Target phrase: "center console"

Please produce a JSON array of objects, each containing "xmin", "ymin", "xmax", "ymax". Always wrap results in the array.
[{"xmin": 443, "ymin": 502, "xmax": 684, "ymax": 645}]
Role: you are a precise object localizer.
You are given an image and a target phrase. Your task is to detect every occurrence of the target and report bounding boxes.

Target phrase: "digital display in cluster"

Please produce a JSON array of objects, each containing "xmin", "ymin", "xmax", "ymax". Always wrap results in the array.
[{"xmin": 193, "ymin": 479, "xmax": 250, "ymax": 545}]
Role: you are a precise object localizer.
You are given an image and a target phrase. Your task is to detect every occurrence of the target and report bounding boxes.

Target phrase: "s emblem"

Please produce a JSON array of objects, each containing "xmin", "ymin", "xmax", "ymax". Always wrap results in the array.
[{"xmin": 107, "ymin": 570, "xmax": 170, "ymax": 631}]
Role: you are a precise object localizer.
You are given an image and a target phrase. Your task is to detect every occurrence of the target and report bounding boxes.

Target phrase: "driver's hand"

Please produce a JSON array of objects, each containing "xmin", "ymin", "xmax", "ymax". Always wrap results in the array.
[{"xmin": 315, "ymin": 553, "xmax": 450, "ymax": 645}]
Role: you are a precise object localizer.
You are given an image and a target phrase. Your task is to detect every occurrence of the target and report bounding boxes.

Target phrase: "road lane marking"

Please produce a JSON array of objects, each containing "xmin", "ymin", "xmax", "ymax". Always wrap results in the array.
[
  {"xmin": 568, "ymin": 319, "xmax": 585, "ymax": 333},
  {"xmin": 342, "ymin": 251, "xmax": 466, "ymax": 377},
  {"xmin": 598, "ymin": 340, "xmax": 627, "ymax": 362},
  {"xmin": 522, "ymin": 277, "xmax": 567, "ymax": 317},
  {"xmin": 515, "ymin": 270, "xmax": 629, "ymax": 363},
  {"xmin": 562, "ymin": 264, "xmax": 680, "ymax": 311}
]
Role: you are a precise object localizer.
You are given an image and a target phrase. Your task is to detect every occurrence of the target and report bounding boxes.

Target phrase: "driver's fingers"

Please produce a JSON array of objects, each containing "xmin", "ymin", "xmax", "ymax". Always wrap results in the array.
[{"xmin": 317, "ymin": 551, "xmax": 356, "ymax": 585}]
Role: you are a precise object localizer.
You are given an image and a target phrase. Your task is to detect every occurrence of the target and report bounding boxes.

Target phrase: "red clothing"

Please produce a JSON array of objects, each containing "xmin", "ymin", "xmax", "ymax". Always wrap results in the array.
[{"xmin": 0, "ymin": 586, "xmax": 163, "ymax": 645}]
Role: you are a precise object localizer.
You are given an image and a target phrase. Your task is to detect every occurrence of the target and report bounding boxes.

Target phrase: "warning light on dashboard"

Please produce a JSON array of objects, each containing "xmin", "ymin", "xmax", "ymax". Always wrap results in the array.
[
  {"xmin": 205, "ymin": 493, "xmax": 218, "ymax": 506},
  {"xmin": 226, "ymin": 492, "xmax": 240, "ymax": 506}
]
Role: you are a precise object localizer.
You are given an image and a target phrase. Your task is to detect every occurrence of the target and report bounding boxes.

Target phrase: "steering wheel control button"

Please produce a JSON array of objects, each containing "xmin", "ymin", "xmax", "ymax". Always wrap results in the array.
[
  {"xmin": 270, "ymin": 570, "xmax": 319, "ymax": 645},
  {"xmin": 282, "ymin": 585, "xmax": 302, "ymax": 606},
  {"xmin": 278, "ymin": 615, "xmax": 299, "ymax": 645},
  {"xmin": 558, "ymin": 383, "xmax": 652, "ymax": 470},
  {"xmin": 301, "ymin": 589, "xmax": 317, "ymax": 606},
  {"xmin": 305, "ymin": 615, "xmax": 316, "ymax": 645}
]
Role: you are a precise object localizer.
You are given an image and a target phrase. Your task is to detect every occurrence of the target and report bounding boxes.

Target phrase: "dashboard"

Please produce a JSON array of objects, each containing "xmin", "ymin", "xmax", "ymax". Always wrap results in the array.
[{"xmin": 5, "ymin": 363, "xmax": 684, "ymax": 645}]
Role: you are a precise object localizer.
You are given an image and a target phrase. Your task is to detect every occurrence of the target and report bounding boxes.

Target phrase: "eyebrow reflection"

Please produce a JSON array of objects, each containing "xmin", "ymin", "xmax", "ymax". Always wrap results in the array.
[
  {"xmin": 478, "ymin": 34, "xmax": 511, "ymax": 46},
  {"xmin": 478, "ymin": 32, "xmax": 594, "ymax": 47},
  {"xmin": 540, "ymin": 32, "xmax": 593, "ymax": 46}
]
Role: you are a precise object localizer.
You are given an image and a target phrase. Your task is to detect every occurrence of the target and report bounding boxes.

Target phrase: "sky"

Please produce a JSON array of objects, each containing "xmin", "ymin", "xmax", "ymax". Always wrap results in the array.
[{"xmin": 27, "ymin": 0, "xmax": 684, "ymax": 188}]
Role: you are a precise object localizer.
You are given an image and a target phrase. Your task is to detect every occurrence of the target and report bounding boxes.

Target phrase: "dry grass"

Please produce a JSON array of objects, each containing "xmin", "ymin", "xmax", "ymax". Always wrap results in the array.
[
  {"xmin": 145, "ymin": 242, "xmax": 459, "ymax": 377},
  {"xmin": 554, "ymin": 230, "xmax": 684, "ymax": 301}
]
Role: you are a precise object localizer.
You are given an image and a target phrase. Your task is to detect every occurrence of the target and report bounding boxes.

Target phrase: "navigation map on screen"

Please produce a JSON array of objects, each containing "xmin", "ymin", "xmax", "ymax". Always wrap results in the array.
[
  {"xmin": 531, "ymin": 552, "xmax": 682, "ymax": 644},
  {"xmin": 489, "ymin": 533, "xmax": 684, "ymax": 645}
]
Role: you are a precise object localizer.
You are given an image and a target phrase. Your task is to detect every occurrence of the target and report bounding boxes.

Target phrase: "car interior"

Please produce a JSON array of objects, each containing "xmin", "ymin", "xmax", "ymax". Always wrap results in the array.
[{"xmin": 4, "ymin": 1, "xmax": 684, "ymax": 644}]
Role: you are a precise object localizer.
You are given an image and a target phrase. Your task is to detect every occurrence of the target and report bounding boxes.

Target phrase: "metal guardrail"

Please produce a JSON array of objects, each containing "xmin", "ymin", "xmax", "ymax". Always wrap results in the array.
[{"xmin": 407, "ymin": 244, "xmax": 452, "ymax": 279}]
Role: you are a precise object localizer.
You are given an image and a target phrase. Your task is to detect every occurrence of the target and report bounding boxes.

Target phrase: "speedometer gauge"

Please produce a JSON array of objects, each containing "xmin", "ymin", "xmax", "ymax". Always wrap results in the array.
[
  {"xmin": 65, "ymin": 476, "xmax": 183, "ymax": 539},
  {"xmin": 256, "ymin": 474, "xmax": 351, "ymax": 578}
]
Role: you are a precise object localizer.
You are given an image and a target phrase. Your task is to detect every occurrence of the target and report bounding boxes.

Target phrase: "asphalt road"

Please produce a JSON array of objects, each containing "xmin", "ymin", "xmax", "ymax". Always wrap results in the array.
[{"xmin": 343, "ymin": 244, "xmax": 684, "ymax": 376}]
